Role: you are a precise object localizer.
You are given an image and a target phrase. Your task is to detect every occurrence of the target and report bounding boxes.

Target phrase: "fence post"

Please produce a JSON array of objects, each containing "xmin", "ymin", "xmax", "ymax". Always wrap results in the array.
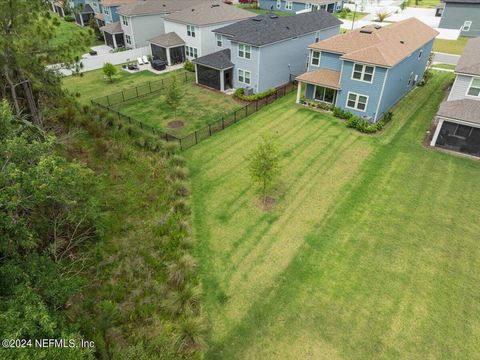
[
  {"xmin": 194, "ymin": 131, "xmax": 198, "ymax": 144},
  {"xmin": 149, "ymin": 81, "xmax": 152, "ymax": 93},
  {"xmin": 209, "ymin": 124, "xmax": 212, "ymax": 136},
  {"xmin": 107, "ymin": 95, "xmax": 111, "ymax": 106},
  {"xmin": 135, "ymin": 87, "xmax": 139, "ymax": 98},
  {"xmin": 222, "ymin": 116, "xmax": 225, "ymax": 129},
  {"xmin": 255, "ymin": 100, "xmax": 258, "ymax": 112},
  {"xmin": 179, "ymin": 138, "xmax": 182, "ymax": 151},
  {"xmin": 234, "ymin": 111, "xmax": 237, "ymax": 123},
  {"xmin": 122, "ymin": 91, "xmax": 125, "ymax": 102},
  {"xmin": 165, "ymin": 133, "xmax": 168, "ymax": 142}
]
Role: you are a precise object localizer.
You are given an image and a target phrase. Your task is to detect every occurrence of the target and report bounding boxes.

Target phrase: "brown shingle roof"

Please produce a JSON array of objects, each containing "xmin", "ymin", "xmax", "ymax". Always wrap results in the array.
[
  {"xmin": 438, "ymin": 99, "xmax": 480, "ymax": 125},
  {"xmin": 296, "ymin": 69, "xmax": 341, "ymax": 89},
  {"xmin": 310, "ymin": 18, "xmax": 439, "ymax": 67},
  {"xmin": 101, "ymin": 0, "xmax": 137, "ymax": 6},
  {"xmin": 117, "ymin": 0, "xmax": 202, "ymax": 17},
  {"xmin": 164, "ymin": 1, "xmax": 256, "ymax": 26},
  {"xmin": 100, "ymin": 21, "xmax": 123, "ymax": 34},
  {"xmin": 148, "ymin": 32, "xmax": 185, "ymax": 47},
  {"xmin": 455, "ymin": 37, "xmax": 480, "ymax": 75}
]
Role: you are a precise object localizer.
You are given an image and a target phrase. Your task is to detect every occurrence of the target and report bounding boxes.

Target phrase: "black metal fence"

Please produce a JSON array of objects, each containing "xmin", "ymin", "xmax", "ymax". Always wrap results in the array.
[{"xmin": 91, "ymin": 78, "xmax": 297, "ymax": 151}]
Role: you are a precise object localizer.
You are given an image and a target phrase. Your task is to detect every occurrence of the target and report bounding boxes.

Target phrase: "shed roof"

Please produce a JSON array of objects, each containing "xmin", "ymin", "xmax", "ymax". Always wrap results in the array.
[
  {"xmin": 455, "ymin": 37, "xmax": 480, "ymax": 75},
  {"xmin": 193, "ymin": 49, "xmax": 234, "ymax": 70},
  {"xmin": 438, "ymin": 99, "xmax": 480, "ymax": 125},
  {"xmin": 100, "ymin": 21, "xmax": 123, "ymax": 34},
  {"xmin": 309, "ymin": 18, "xmax": 439, "ymax": 68},
  {"xmin": 213, "ymin": 11, "xmax": 342, "ymax": 47},
  {"xmin": 148, "ymin": 32, "xmax": 185, "ymax": 48},
  {"xmin": 296, "ymin": 69, "xmax": 341, "ymax": 89},
  {"xmin": 164, "ymin": 2, "xmax": 255, "ymax": 26}
]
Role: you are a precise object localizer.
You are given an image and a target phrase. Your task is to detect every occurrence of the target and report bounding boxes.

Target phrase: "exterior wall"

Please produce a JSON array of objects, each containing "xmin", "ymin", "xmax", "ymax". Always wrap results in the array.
[
  {"xmin": 230, "ymin": 41, "xmax": 262, "ymax": 91},
  {"xmin": 259, "ymin": 0, "xmax": 343, "ymax": 13},
  {"xmin": 439, "ymin": 3, "xmax": 480, "ymax": 37},
  {"xmin": 86, "ymin": 0, "xmax": 101, "ymax": 14},
  {"xmin": 164, "ymin": 21, "xmax": 202, "ymax": 59},
  {"xmin": 375, "ymin": 39, "xmax": 434, "ymax": 120},
  {"xmin": 103, "ymin": 5, "xmax": 121, "ymax": 24},
  {"xmin": 123, "ymin": 14, "xmax": 166, "ymax": 49},
  {"xmin": 308, "ymin": 50, "xmax": 342, "ymax": 72},
  {"xmin": 448, "ymin": 74, "xmax": 479, "ymax": 101}
]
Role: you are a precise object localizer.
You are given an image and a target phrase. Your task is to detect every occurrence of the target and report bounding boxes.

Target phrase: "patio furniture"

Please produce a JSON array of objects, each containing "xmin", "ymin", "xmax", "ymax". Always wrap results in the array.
[
  {"xmin": 151, "ymin": 60, "xmax": 167, "ymax": 71},
  {"xmin": 137, "ymin": 57, "xmax": 144, "ymax": 66},
  {"xmin": 142, "ymin": 55, "xmax": 149, "ymax": 64}
]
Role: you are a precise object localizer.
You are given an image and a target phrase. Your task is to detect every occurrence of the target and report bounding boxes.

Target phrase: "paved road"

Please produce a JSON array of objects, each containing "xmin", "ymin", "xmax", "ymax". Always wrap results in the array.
[{"xmin": 433, "ymin": 52, "xmax": 461, "ymax": 65}]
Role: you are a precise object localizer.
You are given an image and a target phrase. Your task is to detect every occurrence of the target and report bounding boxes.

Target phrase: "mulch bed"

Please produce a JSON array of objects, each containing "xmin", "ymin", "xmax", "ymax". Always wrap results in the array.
[{"xmin": 167, "ymin": 120, "xmax": 185, "ymax": 129}]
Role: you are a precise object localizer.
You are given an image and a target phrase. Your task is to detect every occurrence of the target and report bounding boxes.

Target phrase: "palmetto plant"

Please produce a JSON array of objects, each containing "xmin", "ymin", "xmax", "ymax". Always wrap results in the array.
[
  {"xmin": 167, "ymin": 254, "xmax": 198, "ymax": 288},
  {"xmin": 163, "ymin": 284, "xmax": 202, "ymax": 316},
  {"xmin": 376, "ymin": 11, "xmax": 391, "ymax": 22},
  {"xmin": 175, "ymin": 314, "xmax": 207, "ymax": 354}
]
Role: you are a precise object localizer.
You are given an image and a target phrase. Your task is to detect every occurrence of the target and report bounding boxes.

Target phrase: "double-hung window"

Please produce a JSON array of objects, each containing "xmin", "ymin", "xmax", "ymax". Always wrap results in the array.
[
  {"xmin": 311, "ymin": 51, "xmax": 320, "ymax": 66},
  {"xmin": 352, "ymin": 63, "xmax": 375, "ymax": 83},
  {"xmin": 305, "ymin": 3, "xmax": 311, "ymax": 10},
  {"xmin": 346, "ymin": 92, "xmax": 368, "ymax": 112},
  {"xmin": 122, "ymin": 16, "xmax": 128, "ymax": 26},
  {"xmin": 104, "ymin": 7, "xmax": 109, "ymax": 15},
  {"xmin": 314, "ymin": 30, "xmax": 321, "ymax": 42},
  {"xmin": 186, "ymin": 46, "xmax": 198, "ymax": 59},
  {"xmin": 467, "ymin": 78, "xmax": 480, "ymax": 97},
  {"xmin": 238, "ymin": 43, "xmax": 251, "ymax": 59},
  {"xmin": 418, "ymin": 49, "xmax": 423, "ymax": 59},
  {"xmin": 216, "ymin": 34, "xmax": 222, "ymax": 47},
  {"xmin": 277, "ymin": 0, "xmax": 281, "ymax": 9},
  {"xmin": 238, "ymin": 69, "xmax": 251, "ymax": 85},
  {"xmin": 407, "ymin": 72, "xmax": 414, "ymax": 86},
  {"xmin": 125, "ymin": 35, "xmax": 131, "ymax": 45},
  {"xmin": 285, "ymin": 1, "xmax": 293, "ymax": 10},
  {"xmin": 187, "ymin": 25, "xmax": 196, "ymax": 37},
  {"xmin": 462, "ymin": 21, "xmax": 472, "ymax": 32}
]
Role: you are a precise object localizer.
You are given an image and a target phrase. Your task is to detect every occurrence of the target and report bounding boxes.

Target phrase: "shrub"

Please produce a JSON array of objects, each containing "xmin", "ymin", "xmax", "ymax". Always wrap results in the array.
[
  {"xmin": 346, "ymin": 116, "xmax": 386, "ymax": 133},
  {"xmin": 332, "ymin": 107, "xmax": 354, "ymax": 120},
  {"xmin": 183, "ymin": 60, "xmax": 195, "ymax": 72},
  {"xmin": 168, "ymin": 154, "xmax": 187, "ymax": 168},
  {"xmin": 163, "ymin": 142, "xmax": 180, "ymax": 156},
  {"xmin": 234, "ymin": 88, "xmax": 276, "ymax": 102},
  {"xmin": 64, "ymin": 15, "xmax": 75, "ymax": 22},
  {"xmin": 172, "ymin": 181, "xmax": 190, "ymax": 197},
  {"xmin": 171, "ymin": 167, "xmax": 188, "ymax": 180},
  {"xmin": 382, "ymin": 111, "xmax": 393, "ymax": 123},
  {"xmin": 173, "ymin": 199, "xmax": 191, "ymax": 216},
  {"xmin": 418, "ymin": 70, "xmax": 433, "ymax": 87}
]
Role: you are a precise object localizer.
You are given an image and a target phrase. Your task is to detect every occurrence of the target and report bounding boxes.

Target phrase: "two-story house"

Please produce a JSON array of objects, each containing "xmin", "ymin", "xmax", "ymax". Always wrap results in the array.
[
  {"xmin": 438, "ymin": 0, "xmax": 480, "ymax": 37},
  {"xmin": 116, "ymin": 0, "xmax": 202, "ymax": 49},
  {"xmin": 296, "ymin": 18, "xmax": 438, "ymax": 122},
  {"xmin": 100, "ymin": 0, "xmax": 137, "ymax": 24},
  {"xmin": 192, "ymin": 11, "xmax": 342, "ymax": 92},
  {"xmin": 155, "ymin": 2, "xmax": 255, "ymax": 63},
  {"xmin": 259, "ymin": 0, "xmax": 344, "ymax": 14},
  {"xmin": 430, "ymin": 37, "xmax": 480, "ymax": 157}
]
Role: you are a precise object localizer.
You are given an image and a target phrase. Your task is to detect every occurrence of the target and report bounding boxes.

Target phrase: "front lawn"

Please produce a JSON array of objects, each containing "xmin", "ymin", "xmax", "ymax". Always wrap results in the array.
[
  {"xmin": 335, "ymin": 10, "xmax": 369, "ymax": 21},
  {"xmin": 62, "ymin": 67, "xmax": 185, "ymax": 104},
  {"xmin": 433, "ymin": 36, "xmax": 469, "ymax": 55},
  {"xmin": 406, "ymin": 0, "xmax": 440, "ymax": 8},
  {"xmin": 187, "ymin": 71, "xmax": 480, "ymax": 359},
  {"xmin": 111, "ymin": 82, "xmax": 244, "ymax": 137},
  {"xmin": 235, "ymin": 4, "xmax": 291, "ymax": 16}
]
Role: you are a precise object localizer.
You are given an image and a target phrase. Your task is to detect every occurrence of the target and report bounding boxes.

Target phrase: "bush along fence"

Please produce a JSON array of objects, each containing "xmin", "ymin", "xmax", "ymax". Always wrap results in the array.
[{"xmin": 91, "ymin": 78, "xmax": 297, "ymax": 150}]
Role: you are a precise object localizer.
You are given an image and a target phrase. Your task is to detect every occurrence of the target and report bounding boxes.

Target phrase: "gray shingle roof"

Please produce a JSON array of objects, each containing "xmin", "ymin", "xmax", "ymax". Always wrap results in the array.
[
  {"xmin": 445, "ymin": 0, "xmax": 480, "ymax": 3},
  {"xmin": 193, "ymin": 49, "xmax": 234, "ymax": 70},
  {"xmin": 438, "ymin": 99, "xmax": 480, "ymax": 125},
  {"xmin": 148, "ymin": 32, "xmax": 185, "ymax": 48},
  {"xmin": 213, "ymin": 11, "xmax": 342, "ymax": 47},
  {"xmin": 81, "ymin": 4, "xmax": 94, "ymax": 13},
  {"xmin": 100, "ymin": 21, "xmax": 123, "ymax": 34},
  {"xmin": 164, "ymin": 2, "xmax": 255, "ymax": 26},
  {"xmin": 456, "ymin": 37, "xmax": 480, "ymax": 75},
  {"xmin": 117, "ymin": 0, "xmax": 202, "ymax": 17}
]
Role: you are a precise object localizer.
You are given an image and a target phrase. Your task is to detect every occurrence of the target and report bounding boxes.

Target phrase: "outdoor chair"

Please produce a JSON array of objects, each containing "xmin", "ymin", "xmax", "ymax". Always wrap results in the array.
[
  {"xmin": 137, "ymin": 57, "xmax": 144, "ymax": 66},
  {"xmin": 142, "ymin": 55, "xmax": 149, "ymax": 64}
]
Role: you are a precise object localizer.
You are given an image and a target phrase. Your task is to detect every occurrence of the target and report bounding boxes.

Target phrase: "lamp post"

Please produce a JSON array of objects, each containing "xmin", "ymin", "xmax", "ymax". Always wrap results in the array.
[{"xmin": 351, "ymin": 2, "xmax": 358, "ymax": 30}]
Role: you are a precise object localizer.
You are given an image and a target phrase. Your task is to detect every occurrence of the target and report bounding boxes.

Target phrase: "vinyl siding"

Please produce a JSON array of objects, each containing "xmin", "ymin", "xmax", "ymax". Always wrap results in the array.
[
  {"xmin": 123, "ymin": 14, "xmax": 167, "ymax": 49},
  {"xmin": 448, "ymin": 74, "xmax": 480, "ymax": 101},
  {"xmin": 259, "ymin": 0, "xmax": 343, "ymax": 13},
  {"xmin": 165, "ymin": 21, "xmax": 202, "ymax": 59},
  {"xmin": 439, "ymin": 3, "xmax": 480, "ymax": 37}
]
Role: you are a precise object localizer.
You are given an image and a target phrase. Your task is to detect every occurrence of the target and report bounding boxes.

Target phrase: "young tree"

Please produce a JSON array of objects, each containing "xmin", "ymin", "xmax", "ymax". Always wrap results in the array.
[
  {"xmin": 248, "ymin": 135, "xmax": 281, "ymax": 205},
  {"xmin": 102, "ymin": 62, "xmax": 117, "ymax": 83},
  {"xmin": 166, "ymin": 78, "xmax": 184, "ymax": 120}
]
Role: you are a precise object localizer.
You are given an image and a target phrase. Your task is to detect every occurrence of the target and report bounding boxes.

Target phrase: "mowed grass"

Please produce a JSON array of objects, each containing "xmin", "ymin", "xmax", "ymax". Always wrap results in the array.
[
  {"xmin": 433, "ymin": 36, "xmax": 469, "ymax": 55},
  {"xmin": 187, "ymin": 72, "xmax": 480, "ymax": 359},
  {"xmin": 62, "ymin": 67, "xmax": 184, "ymax": 105},
  {"xmin": 407, "ymin": 0, "xmax": 440, "ymax": 8},
  {"xmin": 112, "ymin": 83, "xmax": 244, "ymax": 137}
]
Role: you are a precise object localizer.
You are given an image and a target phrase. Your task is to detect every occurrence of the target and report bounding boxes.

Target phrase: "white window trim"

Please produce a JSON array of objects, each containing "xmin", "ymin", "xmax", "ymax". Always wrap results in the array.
[
  {"xmin": 462, "ymin": 20, "xmax": 472, "ymax": 32},
  {"xmin": 418, "ymin": 49, "xmax": 423, "ymax": 59},
  {"xmin": 122, "ymin": 16, "xmax": 128, "ymax": 26},
  {"xmin": 466, "ymin": 77, "xmax": 480, "ymax": 98},
  {"xmin": 305, "ymin": 2, "xmax": 311, "ymax": 9},
  {"xmin": 125, "ymin": 34, "xmax": 131, "ymax": 45},
  {"xmin": 346, "ymin": 92, "xmax": 369, "ymax": 112},
  {"xmin": 351, "ymin": 63, "xmax": 375, "ymax": 84},
  {"xmin": 277, "ymin": 0, "xmax": 281, "ymax": 9},
  {"xmin": 407, "ymin": 72, "xmax": 414, "ymax": 86},
  {"xmin": 187, "ymin": 25, "xmax": 196, "ymax": 38},
  {"xmin": 216, "ymin": 34, "xmax": 222, "ymax": 47},
  {"xmin": 311, "ymin": 50, "xmax": 320, "ymax": 66},
  {"xmin": 314, "ymin": 30, "xmax": 321, "ymax": 42},
  {"xmin": 238, "ymin": 43, "xmax": 251, "ymax": 60},
  {"xmin": 314, "ymin": 85, "xmax": 335, "ymax": 104},
  {"xmin": 238, "ymin": 69, "xmax": 251, "ymax": 85},
  {"xmin": 285, "ymin": 1, "xmax": 293, "ymax": 10},
  {"xmin": 186, "ymin": 46, "xmax": 198, "ymax": 59}
]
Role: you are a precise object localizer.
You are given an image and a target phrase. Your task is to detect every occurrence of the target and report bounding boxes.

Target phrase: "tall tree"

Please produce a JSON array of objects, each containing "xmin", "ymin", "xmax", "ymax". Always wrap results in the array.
[{"xmin": 166, "ymin": 78, "xmax": 184, "ymax": 120}]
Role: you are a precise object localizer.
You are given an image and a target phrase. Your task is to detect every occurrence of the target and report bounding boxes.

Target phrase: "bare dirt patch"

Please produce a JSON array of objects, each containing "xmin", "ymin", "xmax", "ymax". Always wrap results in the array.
[
  {"xmin": 256, "ymin": 196, "xmax": 277, "ymax": 211},
  {"xmin": 167, "ymin": 120, "xmax": 185, "ymax": 129}
]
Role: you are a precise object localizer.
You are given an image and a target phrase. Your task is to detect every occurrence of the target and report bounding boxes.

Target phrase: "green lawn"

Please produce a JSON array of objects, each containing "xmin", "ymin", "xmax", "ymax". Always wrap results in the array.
[
  {"xmin": 432, "ymin": 63, "xmax": 456, "ymax": 70},
  {"xmin": 112, "ymin": 83, "xmax": 244, "ymax": 137},
  {"xmin": 406, "ymin": 0, "xmax": 440, "ymax": 8},
  {"xmin": 235, "ymin": 4, "xmax": 291, "ymax": 16},
  {"xmin": 62, "ymin": 67, "xmax": 185, "ymax": 104},
  {"xmin": 187, "ymin": 72, "xmax": 480, "ymax": 359},
  {"xmin": 335, "ymin": 10, "xmax": 369, "ymax": 21},
  {"xmin": 433, "ymin": 37, "xmax": 469, "ymax": 55}
]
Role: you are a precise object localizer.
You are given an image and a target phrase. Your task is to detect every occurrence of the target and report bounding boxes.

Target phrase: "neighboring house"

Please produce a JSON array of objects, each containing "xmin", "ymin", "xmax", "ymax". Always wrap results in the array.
[
  {"xmin": 74, "ymin": 3, "xmax": 95, "ymax": 27},
  {"xmin": 192, "ymin": 11, "xmax": 342, "ymax": 92},
  {"xmin": 100, "ymin": 21, "xmax": 125, "ymax": 48},
  {"xmin": 438, "ymin": 0, "xmax": 480, "ymax": 37},
  {"xmin": 160, "ymin": 2, "xmax": 255, "ymax": 62},
  {"xmin": 430, "ymin": 37, "xmax": 480, "ymax": 157},
  {"xmin": 259, "ymin": 0, "xmax": 343, "ymax": 14},
  {"xmin": 296, "ymin": 18, "xmax": 438, "ymax": 122},
  {"xmin": 49, "ymin": 1, "xmax": 66, "ymax": 17},
  {"xmin": 117, "ymin": 0, "xmax": 203, "ymax": 50},
  {"xmin": 100, "ymin": 0, "xmax": 137, "ymax": 24}
]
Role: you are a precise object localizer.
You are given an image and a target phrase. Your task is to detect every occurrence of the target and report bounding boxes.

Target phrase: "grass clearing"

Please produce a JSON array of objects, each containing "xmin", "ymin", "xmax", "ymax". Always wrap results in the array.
[
  {"xmin": 187, "ymin": 72, "xmax": 480, "ymax": 359},
  {"xmin": 432, "ymin": 63, "xmax": 456, "ymax": 70},
  {"xmin": 406, "ymin": 0, "xmax": 440, "ymax": 8},
  {"xmin": 335, "ymin": 10, "xmax": 369, "ymax": 21},
  {"xmin": 433, "ymin": 37, "xmax": 469, "ymax": 55},
  {"xmin": 111, "ymin": 83, "xmax": 244, "ymax": 137},
  {"xmin": 62, "ymin": 67, "xmax": 185, "ymax": 104}
]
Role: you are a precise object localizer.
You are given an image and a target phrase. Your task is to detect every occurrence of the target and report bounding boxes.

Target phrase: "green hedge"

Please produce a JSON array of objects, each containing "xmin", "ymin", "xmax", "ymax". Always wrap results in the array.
[
  {"xmin": 234, "ymin": 88, "xmax": 276, "ymax": 101},
  {"xmin": 331, "ymin": 106, "xmax": 393, "ymax": 134}
]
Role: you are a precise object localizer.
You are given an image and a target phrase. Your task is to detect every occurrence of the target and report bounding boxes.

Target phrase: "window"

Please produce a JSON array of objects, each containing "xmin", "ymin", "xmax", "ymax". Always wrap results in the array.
[
  {"xmin": 467, "ymin": 78, "xmax": 480, "ymax": 97},
  {"xmin": 305, "ymin": 3, "xmax": 311, "ymax": 10},
  {"xmin": 346, "ymin": 92, "xmax": 368, "ymax": 112},
  {"xmin": 314, "ymin": 86, "xmax": 335, "ymax": 103},
  {"xmin": 125, "ymin": 35, "xmax": 131, "ymax": 45},
  {"xmin": 277, "ymin": 0, "xmax": 281, "ymax": 9},
  {"xmin": 186, "ymin": 46, "xmax": 198, "ymax": 59},
  {"xmin": 407, "ymin": 72, "xmax": 414, "ymax": 86},
  {"xmin": 311, "ymin": 51, "xmax": 320, "ymax": 66},
  {"xmin": 187, "ymin": 25, "xmax": 196, "ymax": 37},
  {"xmin": 103, "ymin": 7, "xmax": 109, "ymax": 15},
  {"xmin": 418, "ymin": 49, "xmax": 423, "ymax": 59},
  {"xmin": 238, "ymin": 69, "xmax": 251, "ymax": 85},
  {"xmin": 238, "ymin": 43, "xmax": 251, "ymax": 59},
  {"xmin": 285, "ymin": 1, "xmax": 293, "ymax": 10},
  {"xmin": 352, "ymin": 63, "xmax": 375, "ymax": 83},
  {"xmin": 314, "ymin": 30, "xmax": 321, "ymax": 42},
  {"xmin": 216, "ymin": 34, "xmax": 222, "ymax": 47},
  {"xmin": 462, "ymin": 21, "xmax": 472, "ymax": 32},
  {"xmin": 122, "ymin": 16, "xmax": 128, "ymax": 26}
]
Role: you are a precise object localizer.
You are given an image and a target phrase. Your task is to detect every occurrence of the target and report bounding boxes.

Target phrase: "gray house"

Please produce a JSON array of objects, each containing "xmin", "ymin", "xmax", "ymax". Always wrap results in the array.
[
  {"xmin": 430, "ymin": 37, "xmax": 480, "ymax": 157},
  {"xmin": 192, "ymin": 11, "xmax": 342, "ymax": 93},
  {"xmin": 259, "ymin": 0, "xmax": 344, "ymax": 14},
  {"xmin": 438, "ymin": 0, "xmax": 480, "ymax": 37}
]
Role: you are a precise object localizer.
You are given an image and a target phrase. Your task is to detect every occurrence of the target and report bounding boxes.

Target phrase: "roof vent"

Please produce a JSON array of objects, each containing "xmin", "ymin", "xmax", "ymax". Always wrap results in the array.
[
  {"xmin": 252, "ymin": 17, "xmax": 262, "ymax": 21},
  {"xmin": 374, "ymin": 25, "xmax": 381, "ymax": 29},
  {"xmin": 269, "ymin": 14, "xmax": 278, "ymax": 19},
  {"xmin": 211, "ymin": 4, "xmax": 220, "ymax": 7},
  {"xmin": 400, "ymin": 40, "xmax": 405, "ymax": 44},
  {"xmin": 286, "ymin": 26, "xmax": 290, "ymax": 30},
  {"xmin": 360, "ymin": 29, "xmax": 373, "ymax": 34}
]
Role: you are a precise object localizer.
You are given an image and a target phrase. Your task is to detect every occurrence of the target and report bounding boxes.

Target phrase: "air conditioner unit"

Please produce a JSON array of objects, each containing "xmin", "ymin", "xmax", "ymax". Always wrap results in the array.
[
  {"xmin": 414, "ymin": 74, "xmax": 419, "ymax": 82},
  {"xmin": 244, "ymin": 87, "xmax": 254, "ymax": 96}
]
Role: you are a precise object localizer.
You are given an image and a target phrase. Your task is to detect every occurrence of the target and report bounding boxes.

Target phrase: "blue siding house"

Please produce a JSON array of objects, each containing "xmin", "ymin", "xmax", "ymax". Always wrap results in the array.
[
  {"xmin": 192, "ymin": 11, "xmax": 341, "ymax": 93},
  {"xmin": 259, "ymin": 0, "xmax": 343, "ymax": 14},
  {"xmin": 296, "ymin": 18, "xmax": 439, "ymax": 122},
  {"xmin": 100, "ymin": 0, "xmax": 137, "ymax": 24}
]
